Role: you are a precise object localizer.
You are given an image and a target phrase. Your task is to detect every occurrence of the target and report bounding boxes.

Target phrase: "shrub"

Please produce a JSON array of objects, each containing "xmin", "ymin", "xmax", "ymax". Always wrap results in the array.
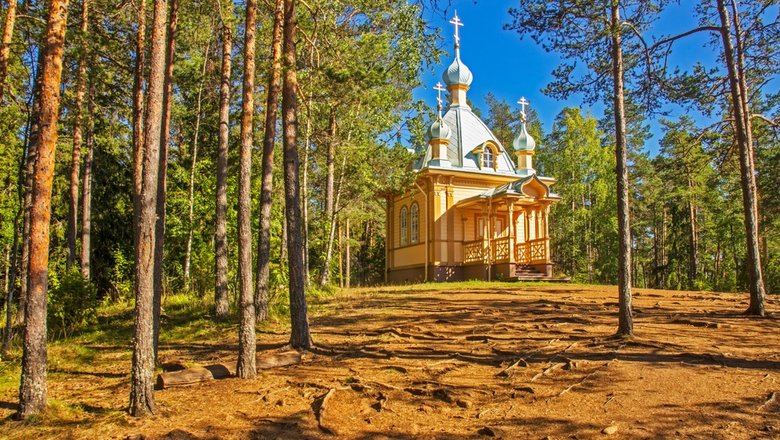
[{"xmin": 48, "ymin": 270, "xmax": 98, "ymax": 338}]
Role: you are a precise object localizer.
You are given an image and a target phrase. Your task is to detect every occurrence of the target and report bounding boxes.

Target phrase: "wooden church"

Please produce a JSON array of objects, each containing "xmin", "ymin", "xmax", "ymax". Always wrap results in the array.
[{"xmin": 385, "ymin": 14, "xmax": 561, "ymax": 283}]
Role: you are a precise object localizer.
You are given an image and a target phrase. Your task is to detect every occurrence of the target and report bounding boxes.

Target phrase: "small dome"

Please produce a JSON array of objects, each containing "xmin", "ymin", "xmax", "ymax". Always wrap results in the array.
[
  {"xmin": 428, "ymin": 118, "xmax": 452, "ymax": 140},
  {"xmin": 442, "ymin": 51, "xmax": 473, "ymax": 87},
  {"xmin": 513, "ymin": 124, "xmax": 536, "ymax": 151}
]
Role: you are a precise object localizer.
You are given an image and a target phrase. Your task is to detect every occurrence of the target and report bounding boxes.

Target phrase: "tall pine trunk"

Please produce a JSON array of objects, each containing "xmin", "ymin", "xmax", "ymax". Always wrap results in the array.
[
  {"xmin": 18, "ymin": 0, "xmax": 69, "ymax": 418},
  {"xmin": 66, "ymin": 0, "xmax": 89, "ymax": 271},
  {"xmin": 610, "ymin": 0, "xmax": 633, "ymax": 337},
  {"xmin": 132, "ymin": 0, "xmax": 147, "ymax": 250},
  {"xmin": 18, "ymin": 52, "xmax": 44, "ymax": 324},
  {"xmin": 236, "ymin": 0, "xmax": 257, "ymax": 379},
  {"xmin": 130, "ymin": 0, "xmax": 168, "ymax": 416},
  {"xmin": 718, "ymin": 0, "xmax": 766, "ymax": 315},
  {"xmin": 214, "ymin": 14, "xmax": 232, "ymax": 320},
  {"xmin": 153, "ymin": 0, "xmax": 178, "ymax": 360},
  {"xmin": 282, "ymin": 0, "xmax": 311, "ymax": 350},
  {"xmin": 80, "ymin": 83, "xmax": 94, "ymax": 279},
  {"xmin": 255, "ymin": 0, "xmax": 284, "ymax": 321},
  {"xmin": 0, "ymin": 0, "xmax": 17, "ymax": 101},
  {"xmin": 319, "ymin": 109, "xmax": 337, "ymax": 286}
]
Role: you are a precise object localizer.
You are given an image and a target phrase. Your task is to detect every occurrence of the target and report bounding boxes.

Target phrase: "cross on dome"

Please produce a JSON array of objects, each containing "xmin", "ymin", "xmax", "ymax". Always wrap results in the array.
[
  {"xmin": 449, "ymin": 12, "xmax": 464, "ymax": 47},
  {"xmin": 518, "ymin": 97, "xmax": 529, "ymax": 122},
  {"xmin": 434, "ymin": 82, "xmax": 446, "ymax": 117}
]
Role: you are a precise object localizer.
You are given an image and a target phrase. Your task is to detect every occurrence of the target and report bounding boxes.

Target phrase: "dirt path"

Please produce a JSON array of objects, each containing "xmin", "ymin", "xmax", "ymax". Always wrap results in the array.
[{"xmin": 3, "ymin": 284, "xmax": 780, "ymax": 439}]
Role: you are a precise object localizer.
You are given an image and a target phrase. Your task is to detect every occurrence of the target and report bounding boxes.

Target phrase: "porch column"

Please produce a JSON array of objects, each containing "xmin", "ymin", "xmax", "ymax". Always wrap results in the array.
[
  {"xmin": 544, "ymin": 204, "xmax": 551, "ymax": 262},
  {"xmin": 508, "ymin": 203, "xmax": 515, "ymax": 263},
  {"xmin": 481, "ymin": 207, "xmax": 489, "ymax": 262}
]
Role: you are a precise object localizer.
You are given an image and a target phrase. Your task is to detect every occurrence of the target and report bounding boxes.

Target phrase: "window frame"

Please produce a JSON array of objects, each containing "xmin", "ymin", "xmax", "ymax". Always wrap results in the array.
[
  {"xmin": 399, "ymin": 206, "xmax": 408, "ymax": 246},
  {"xmin": 410, "ymin": 203, "xmax": 420, "ymax": 244}
]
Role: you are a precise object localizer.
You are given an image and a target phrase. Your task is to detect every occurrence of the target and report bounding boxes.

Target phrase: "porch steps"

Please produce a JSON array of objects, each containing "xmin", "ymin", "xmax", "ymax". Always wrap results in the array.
[{"xmin": 514, "ymin": 265, "xmax": 571, "ymax": 282}]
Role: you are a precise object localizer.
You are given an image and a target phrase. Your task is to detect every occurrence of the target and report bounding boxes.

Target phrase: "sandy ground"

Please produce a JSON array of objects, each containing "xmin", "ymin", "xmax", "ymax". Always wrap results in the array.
[{"xmin": 2, "ymin": 283, "xmax": 780, "ymax": 439}]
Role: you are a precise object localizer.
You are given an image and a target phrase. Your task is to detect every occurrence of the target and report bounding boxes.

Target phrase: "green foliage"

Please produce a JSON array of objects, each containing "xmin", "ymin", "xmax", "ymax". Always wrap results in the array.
[{"xmin": 48, "ymin": 271, "xmax": 98, "ymax": 337}]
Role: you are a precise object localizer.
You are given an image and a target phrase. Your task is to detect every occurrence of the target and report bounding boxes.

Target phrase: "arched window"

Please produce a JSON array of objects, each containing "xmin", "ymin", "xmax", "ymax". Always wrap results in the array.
[
  {"xmin": 410, "ymin": 203, "xmax": 419, "ymax": 243},
  {"xmin": 482, "ymin": 146, "xmax": 494, "ymax": 169},
  {"xmin": 400, "ymin": 206, "xmax": 408, "ymax": 246}
]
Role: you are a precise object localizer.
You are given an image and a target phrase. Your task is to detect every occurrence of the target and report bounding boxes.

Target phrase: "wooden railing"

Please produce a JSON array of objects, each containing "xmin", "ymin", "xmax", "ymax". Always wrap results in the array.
[
  {"xmin": 515, "ymin": 238, "xmax": 548, "ymax": 265},
  {"xmin": 464, "ymin": 237, "xmax": 549, "ymax": 265},
  {"xmin": 464, "ymin": 240, "xmax": 486, "ymax": 263},
  {"xmin": 491, "ymin": 237, "xmax": 510, "ymax": 262}
]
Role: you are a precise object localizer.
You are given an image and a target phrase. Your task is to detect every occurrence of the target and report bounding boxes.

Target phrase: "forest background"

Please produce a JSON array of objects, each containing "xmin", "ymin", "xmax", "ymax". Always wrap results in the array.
[{"xmin": 0, "ymin": 0, "xmax": 778, "ymax": 354}]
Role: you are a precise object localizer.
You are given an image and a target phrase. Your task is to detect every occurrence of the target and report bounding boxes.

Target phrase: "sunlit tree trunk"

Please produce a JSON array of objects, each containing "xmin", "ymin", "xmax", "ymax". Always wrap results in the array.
[
  {"xmin": 236, "ymin": 0, "xmax": 257, "ymax": 378},
  {"xmin": 132, "ymin": 0, "xmax": 147, "ymax": 250},
  {"xmin": 80, "ymin": 84, "xmax": 94, "ymax": 280},
  {"xmin": 255, "ymin": 0, "xmax": 284, "ymax": 322},
  {"xmin": 0, "ymin": 0, "xmax": 17, "ymax": 102},
  {"xmin": 130, "ymin": 0, "xmax": 168, "ymax": 417},
  {"xmin": 66, "ymin": 0, "xmax": 89, "ymax": 271},
  {"xmin": 282, "ymin": 0, "xmax": 311, "ymax": 350},
  {"xmin": 610, "ymin": 0, "xmax": 633, "ymax": 337},
  {"xmin": 153, "ymin": 0, "xmax": 179, "ymax": 360},
  {"xmin": 214, "ymin": 13, "xmax": 232, "ymax": 320},
  {"xmin": 18, "ymin": 0, "xmax": 69, "ymax": 418},
  {"xmin": 718, "ymin": 0, "xmax": 765, "ymax": 315}
]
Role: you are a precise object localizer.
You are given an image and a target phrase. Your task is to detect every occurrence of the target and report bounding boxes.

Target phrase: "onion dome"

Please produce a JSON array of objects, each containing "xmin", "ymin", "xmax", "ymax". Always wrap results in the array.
[
  {"xmin": 513, "ymin": 123, "xmax": 536, "ymax": 151},
  {"xmin": 442, "ymin": 49, "xmax": 473, "ymax": 88},
  {"xmin": 428, "ymin": 118, "xmax": 452, "ymax": 140}
]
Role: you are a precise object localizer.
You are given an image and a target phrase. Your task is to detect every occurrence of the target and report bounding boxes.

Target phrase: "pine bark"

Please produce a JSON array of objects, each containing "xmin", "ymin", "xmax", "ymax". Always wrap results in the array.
[
  {"xmin": 80, "ymin": 83, "xmax": 94, "ymax": 279},
  {"xmin": 153, "ymin": 0, "xmax": 178, "ymax": 359},
  {"xmin": 255, "ymin": 0, "xmax": 284, "ymax": 321},
  {"xmin": 282, "ymin": 0, "xmax": 311, "ymax": 350},
  {"xmin": 236, "ymin": 0, "xmax": 257, "ymax": 379},
  {"xmin": 718, "ymin": 0, "xmax": 766, "ymax": 315},
  {"xmin": 18, "ymin": 52, "xmax": 45, "ymax": 324},
  {"xmin": 130, "ymin": 0, "xmax": 168, "ymax": 417},
  {"xmin": 18, "ymin": 0, "xmax": 69, "ymax": 418},
  {"xmin": 319, "ymin": 109, "xmax": 337, "ymax": 286},
  {"xmin": 610, "ymin": 0, "xmax": 633, "ymax": 337},
  {"xmin": 214, "ymin": 16, "xmax": 232, "ymax": 320},
  {"xmin": 66, "ymin": 0, "xmax": 89, "ymax": 271},
  {"xmin": 132, "ymin": 0, "xmax": 147, "ymax": 250},
  {"xmin": 0, "ymin": 0, "xmax": 17, "ymax": 102}
]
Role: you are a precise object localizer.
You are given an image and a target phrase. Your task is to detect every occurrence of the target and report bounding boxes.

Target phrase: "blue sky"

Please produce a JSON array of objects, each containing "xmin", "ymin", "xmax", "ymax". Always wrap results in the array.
[{"xmin": 413, "ymin": 1, "xmax": 778, "ymax": 156}]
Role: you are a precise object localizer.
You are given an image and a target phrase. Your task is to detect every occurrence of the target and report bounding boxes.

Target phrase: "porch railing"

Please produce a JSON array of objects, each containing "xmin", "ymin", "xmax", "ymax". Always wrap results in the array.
[
  {"xmin": 492, "ymin": 236, "xmax": 511, "ymax": 262},
  {"xmin": 464, "ymin": 240, "xmax": 487, "ymax": 263},
  {"xmin": 464, "ymin": 237, "xmax": 549, "ymax": 265},
  {"xmin": 515, "ymin": 238, "xmax": 548, "ymax": 265}
]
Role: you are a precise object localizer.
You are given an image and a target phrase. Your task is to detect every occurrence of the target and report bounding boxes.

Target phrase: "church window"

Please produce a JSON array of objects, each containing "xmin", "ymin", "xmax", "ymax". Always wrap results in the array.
[
  {"xmin": 410, "ymin": 203, "xmax": 420, "ymax": 243},
  {"xmin": 400, "ymin": 206, "xmax": 408, "ymax": 246},
  {"xmin": 482, "ymin": 146, "xmax": 494, "ymax": 169}
]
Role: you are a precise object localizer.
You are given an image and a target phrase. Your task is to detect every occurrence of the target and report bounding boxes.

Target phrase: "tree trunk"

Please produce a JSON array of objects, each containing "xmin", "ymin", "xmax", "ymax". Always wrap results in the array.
[
  {"xmin": 338, "ymin": 220, "xmax": 343, "ymax": 288},
  {"xmin": 80, "ymin": 83, "xmax": 94, "ymax": 280},
  {"xmin": 719, "ymin": 0, "xmax": 766, "ymax": 314},
  {"xmin": 132, "ymin": 0, "xmax": 147, "ymax": 251},
  {"xmin": 0, "ymin": 0, "xmax": 17, "ymax": 102},
  {"xmin": 18, "ymin": 52, "xmax": 45, "ymax": 325},
  {"xmin": 182, "ymin": 38, "xmax": 209, "ymax": 291},
  {"xmin": 687, "ymin": 195, "xmax": 698, "ymax": 289},
  {"xmin": 301, "ymin": 96, "xmax": 311, "ymax": 286},
  {"xmin": 214, "ymin": 14, "xmax": 232, "ymax": 320},
  {"xmin": 153, "ymin": 0, "xmax": 178, "ymax": 361},
  {"xmin": 255, "ymin": 0, "xmax": 284, "ymax": 322},
  {"xmin": 319, "ymin": 109, "xmax": 337, "ymax": 286},
  {"xmin": 236, "ymin": 0, "xmax": 257, "ymax": 379},
  {"xmin": 610, "ymin": 0, "xmax": 632, "ymax": 337},
  {"xmin": 18, "ymin": 0, "xmax": 69, "ymax": 418},
  {"xmin": 129, "ymin": 0, "xmax": 168, "ymax": 417},
  {"xmin": 2, "ymin": 243, "xmax": 11, "ymax": 353},
  {"xmin": 282, "ymin": 0, "xmax": 311, "ymax": 350},
  {"xmin": 345, "ymin": 217, "xmax": 350, "ymax": 289},
  {"xmin": 66, "ymin": 0, "xmax": 89, "ymax": 271}
]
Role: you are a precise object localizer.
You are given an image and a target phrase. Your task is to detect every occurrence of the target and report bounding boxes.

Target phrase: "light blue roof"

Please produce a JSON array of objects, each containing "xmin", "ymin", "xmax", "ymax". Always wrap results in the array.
[{"xmin": 513, "ymin": 122, "xmax": 536, "ymax": 151}]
